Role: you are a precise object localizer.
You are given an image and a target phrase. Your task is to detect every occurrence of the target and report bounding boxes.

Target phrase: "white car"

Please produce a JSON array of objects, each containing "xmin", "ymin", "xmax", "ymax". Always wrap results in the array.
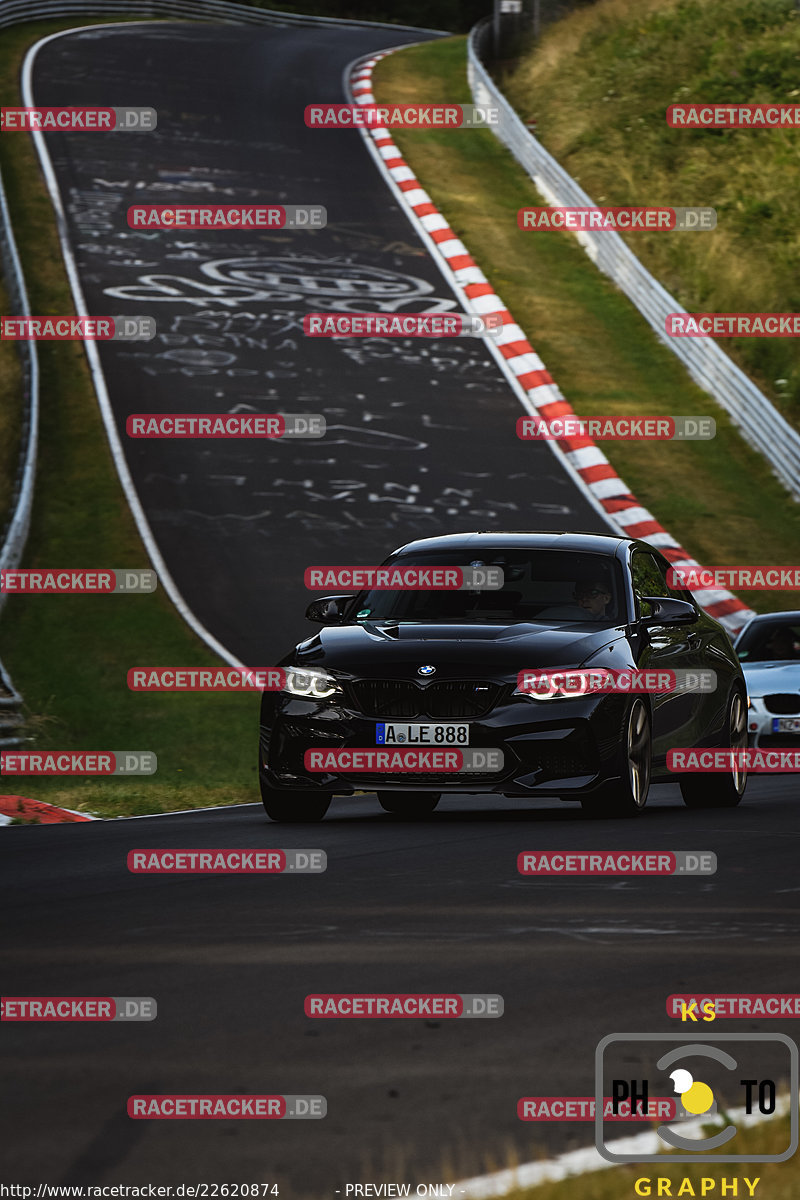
[{"xmin": 734, "ymin": 612, "xmax": 800, "ymax": 747}]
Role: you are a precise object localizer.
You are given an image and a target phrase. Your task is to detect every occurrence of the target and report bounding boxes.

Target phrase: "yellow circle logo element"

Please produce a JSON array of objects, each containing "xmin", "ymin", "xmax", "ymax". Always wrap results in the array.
[{"xmin": 682, "ymin": 1081, "xmax": 715, "ymax": 1115}]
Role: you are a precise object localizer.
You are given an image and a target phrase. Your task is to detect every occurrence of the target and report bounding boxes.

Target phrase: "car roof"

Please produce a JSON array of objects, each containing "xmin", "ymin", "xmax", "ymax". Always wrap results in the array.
[
  {"xmin": 740, "ymin": 611, "xmax": 800, "ymax": 621},
  {"xmin": 735, "ymin": 610, "xmax": 800, "ymax": 634},
  {"xmin": 390, "ymin": 531, "xmax": 630, "ymax": 556}
]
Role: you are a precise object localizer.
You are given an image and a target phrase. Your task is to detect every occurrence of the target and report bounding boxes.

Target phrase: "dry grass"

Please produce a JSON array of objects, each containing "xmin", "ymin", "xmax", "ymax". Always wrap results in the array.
[{"xmin": 501, "ymin": 0, "xmax": 800, "ymax": 424}]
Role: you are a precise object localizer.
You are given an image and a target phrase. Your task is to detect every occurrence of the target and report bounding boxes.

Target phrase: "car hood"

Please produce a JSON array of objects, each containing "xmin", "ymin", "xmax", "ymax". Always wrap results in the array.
[
  {"xmin": 741, "ymin": 660, "xmax": 800, "ymax": 696},
  {"xmin": 294, "ymin": 621, "xmax": 625, "ymax": 678}
]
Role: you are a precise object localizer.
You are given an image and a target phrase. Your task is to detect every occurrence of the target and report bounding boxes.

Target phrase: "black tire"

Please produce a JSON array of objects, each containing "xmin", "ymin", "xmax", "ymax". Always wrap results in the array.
[
  {"xmin": 260, "ymin": 778, "xmax": 331, "ymax": 822},
  {"xmin": 680, "ymin": 689, "xmax": 747, "ymax": 809},
  {"xmin": 377, "ymin": 791, "xmax": 440, "ymax": 817},
  {"xmin": 580, "ymin": 697, "xmax": 651, "ymax": 818}
]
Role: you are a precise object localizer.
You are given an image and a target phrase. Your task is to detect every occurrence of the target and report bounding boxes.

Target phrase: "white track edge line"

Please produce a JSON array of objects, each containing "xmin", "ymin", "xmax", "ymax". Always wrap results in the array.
[{"xmin": 23, "ymin": 23, "xmax": 246, "ymax": 671}]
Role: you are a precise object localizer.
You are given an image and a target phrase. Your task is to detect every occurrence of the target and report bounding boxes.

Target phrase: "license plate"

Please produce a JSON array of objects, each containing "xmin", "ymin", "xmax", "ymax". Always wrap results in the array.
[
  {"xmin": 773, "ymin": 717, "xmax": 800, "ymax": 732},
  {"xmin": 375, "ymin": 722, "xmax": 469, "ymax": 745}
]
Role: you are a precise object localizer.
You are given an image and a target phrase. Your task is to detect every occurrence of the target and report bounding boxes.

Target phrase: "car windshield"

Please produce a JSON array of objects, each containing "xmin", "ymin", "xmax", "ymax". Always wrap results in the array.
[
  {"xmin": 352, "ymin": 549, "xmax": 623, "ymax": 625},
  {"xmin": 736, "ymin": 621, "xmax": 800, "ymax": 662}
]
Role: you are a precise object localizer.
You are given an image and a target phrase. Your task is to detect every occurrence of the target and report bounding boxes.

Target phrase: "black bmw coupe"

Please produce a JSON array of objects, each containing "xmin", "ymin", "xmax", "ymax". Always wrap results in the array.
[{"xmin": 258, "ymin": 532, "xmax": 747, "ymax": 821}]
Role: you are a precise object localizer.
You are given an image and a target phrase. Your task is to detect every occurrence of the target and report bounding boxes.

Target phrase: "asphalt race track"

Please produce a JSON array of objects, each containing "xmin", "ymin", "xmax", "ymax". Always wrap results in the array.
[
  {"xmin": 27, "ymin": 20, "xmax": 606, "ymax": 664},
  {"xmin": 3, "ymin": 780, "xmax": 799, "ymax": 1193},
  {"xmin": 3, "ymin": 16, "xmax": 798, "ymax": 1199}
]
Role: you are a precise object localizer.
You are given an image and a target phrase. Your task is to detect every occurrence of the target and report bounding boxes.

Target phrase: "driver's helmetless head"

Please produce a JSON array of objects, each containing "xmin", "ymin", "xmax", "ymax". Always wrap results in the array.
[
  {"xmin": 574, "ymin": 579, "xmax": 611, "ymax": 617},
  {"xmin": 764, "ymin": 627, "xmax": 795, "ymax": 658}
]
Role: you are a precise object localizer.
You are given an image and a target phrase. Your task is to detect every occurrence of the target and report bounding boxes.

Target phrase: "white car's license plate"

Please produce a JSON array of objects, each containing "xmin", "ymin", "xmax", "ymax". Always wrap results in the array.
[
  {"xmin": 773, "ymin": 717, "xmax": 800, "ymax": 732},
  {"xmin": 375, "ymin": 722, "xmax": 469, "ymax": 745}
]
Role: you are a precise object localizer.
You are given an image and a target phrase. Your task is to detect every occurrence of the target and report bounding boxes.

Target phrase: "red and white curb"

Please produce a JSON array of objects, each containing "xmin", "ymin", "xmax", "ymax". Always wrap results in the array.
[
  {"xmin": 348, "ymin": 54, "xmax": 755, "ymax": 637},
  {"xmin": 0, "ymin": 794, "xmax": 98, "ymax": 824}
]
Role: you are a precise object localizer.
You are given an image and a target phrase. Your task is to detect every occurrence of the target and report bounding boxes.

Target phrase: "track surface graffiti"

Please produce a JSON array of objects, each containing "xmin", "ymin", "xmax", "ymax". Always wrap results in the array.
[{"xmin": 34, "ymin": 21, "xmax": 604, "ymax": 660}]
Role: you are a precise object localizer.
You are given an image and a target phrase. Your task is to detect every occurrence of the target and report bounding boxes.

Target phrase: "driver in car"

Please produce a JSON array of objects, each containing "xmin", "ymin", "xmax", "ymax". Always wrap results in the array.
[
  {"xmin": 762, "ymin": 626, "xmax": 798, "ymax": 660},
  {"xmin": 575, "ymin": 579, "xmax": 613, "ymax": 620},
  {"xmin": 536, "ymin": 578, "xmax": 613, "ymax": 622}
]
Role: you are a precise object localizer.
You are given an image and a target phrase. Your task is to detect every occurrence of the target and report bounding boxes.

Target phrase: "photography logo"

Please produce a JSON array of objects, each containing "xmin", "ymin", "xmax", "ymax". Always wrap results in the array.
[{"xmin": 595, "ymin": 1033, "xmax": 798, "ymax": 1163}]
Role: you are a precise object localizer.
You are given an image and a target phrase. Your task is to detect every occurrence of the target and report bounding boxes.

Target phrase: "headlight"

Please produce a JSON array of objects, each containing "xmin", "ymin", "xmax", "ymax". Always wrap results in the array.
[
  {"xmin": 514, "ymin": 669, "xmax": 592, "ymax": 701},
  {"xmin": 283, "ymin": 667, "xmax": 342, "ymax": 700}
]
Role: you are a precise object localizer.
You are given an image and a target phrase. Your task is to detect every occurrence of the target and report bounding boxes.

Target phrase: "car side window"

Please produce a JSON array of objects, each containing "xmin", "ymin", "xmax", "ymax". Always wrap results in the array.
[
  {"xmin": 657, "ymin": 554, "xmax": 698, "ymax": 608},
  {"xmin": 631, "ymin": 551, "xmax": 670, "ymax": 619}
]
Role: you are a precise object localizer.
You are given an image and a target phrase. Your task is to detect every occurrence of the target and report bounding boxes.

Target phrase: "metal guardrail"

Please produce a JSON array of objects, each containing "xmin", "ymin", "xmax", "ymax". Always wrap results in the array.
[
  {"xmin": 0, "ymin": 171, "xmax": 39, "ymax": 603},
  {"xmin": 0, "ymin": 163, "xmax": 38, "ymax": 729},
  {"xmin": 468, "ymin": 19, "xmax": 800, "ymax": 502}
]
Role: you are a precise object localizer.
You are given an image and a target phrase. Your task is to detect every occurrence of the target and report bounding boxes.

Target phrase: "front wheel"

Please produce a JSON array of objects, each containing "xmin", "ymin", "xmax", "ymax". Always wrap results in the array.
[
  {"xmin": 680, "ymin": 690, "xmax": 747, "ymax": 809},
  {"xmin": 260, "ymin": 779, "xmax": 331, "ymax": 822},
  {"xmin": 581, "ymin": 697, "xmax": 651, "ymax": 818},
  {"xmin": 377, "ymin": 791, "xmax": 440, "ymax": 817}
]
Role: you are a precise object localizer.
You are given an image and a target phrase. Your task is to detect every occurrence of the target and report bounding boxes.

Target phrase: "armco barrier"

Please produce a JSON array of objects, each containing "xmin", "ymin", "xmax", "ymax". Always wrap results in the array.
[
  {"xmin": 467, "ymin": 19, "xmax": 800, "ymax": 502},
  {"xmin": 0, "ymin": 163, "xmax": 39, "ymax": 727},
  {"xmin": 0, "ymin": 170, "xmax": 39, "ymax": 605}
]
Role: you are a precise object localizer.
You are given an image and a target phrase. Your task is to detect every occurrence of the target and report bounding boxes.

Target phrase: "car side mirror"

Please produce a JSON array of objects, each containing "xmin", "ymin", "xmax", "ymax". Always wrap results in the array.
[
  {"xmin": 305, "ymin": 594, "xmax": 354, "ymax": 625},
  {"xmin": 640, "ymin": 596, "xmax": 697, "ymax": 626}
]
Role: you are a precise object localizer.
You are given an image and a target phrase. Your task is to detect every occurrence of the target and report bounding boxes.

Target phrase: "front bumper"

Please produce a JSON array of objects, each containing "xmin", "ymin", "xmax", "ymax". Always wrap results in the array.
[
  {"xmin": 259, "ymin": 689, "xmax": 630, "ymax": 797},
  {"xmin": 747, "ymin": 696, "xmax": 800, "ymax": 748}
]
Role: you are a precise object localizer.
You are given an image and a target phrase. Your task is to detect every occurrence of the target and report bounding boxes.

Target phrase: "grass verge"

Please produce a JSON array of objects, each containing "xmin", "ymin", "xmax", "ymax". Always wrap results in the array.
[
  {"xmin": 500, "ymin": 0, "xmax": 800, "ymax": 427},
  {"xmin": 0, "ymin": 21, "xmax": 256, "ymax": 818},
  {"xmin": 372, "ymin": 37, "xmax": 800, "ymax": 613}
]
